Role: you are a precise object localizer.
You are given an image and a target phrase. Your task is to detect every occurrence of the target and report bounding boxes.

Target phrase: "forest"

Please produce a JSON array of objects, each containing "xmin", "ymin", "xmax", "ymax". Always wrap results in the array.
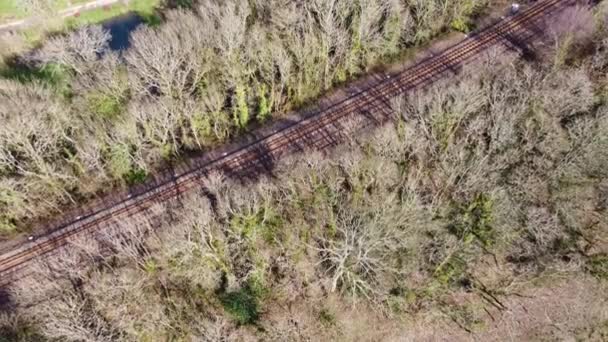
[
  {"xmin": 1, "ymin": 0, "xmax": 607, "ymax": 341},
  {"xmin": 0, "ymin": 0, "xmax": 486, "ymax": 234}
]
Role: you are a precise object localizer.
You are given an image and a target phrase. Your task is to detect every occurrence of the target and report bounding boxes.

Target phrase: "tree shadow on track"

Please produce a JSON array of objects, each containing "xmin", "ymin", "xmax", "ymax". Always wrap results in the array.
[
  {"xmin": 221, "ymin": 140, "xmax": 279, "ymax": 183},
  {"xmin": 500, "ymin": 29, "xmax": 537, "ymax": 62}
]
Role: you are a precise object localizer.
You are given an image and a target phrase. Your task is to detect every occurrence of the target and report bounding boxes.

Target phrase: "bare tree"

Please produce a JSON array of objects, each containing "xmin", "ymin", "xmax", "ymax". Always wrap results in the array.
[
  {"xmin": 196, "ymin": 0, "xmax": 250, "ymax": 72},
  {"xmin": 72, "ymin": 51, "xmax": 125, "ymax": 96},
  {"xmin": 31, "ymin": 25, "xmax": 111, "ymax": 75},
  {"xmin": 306, "ymin": 0, "xmax": 350, "ymax": 88},
  {"xmin": 351, "ymin": 0, "xmax": 404, "ymax": 67},
  {"xmin": 0, "ymin": 80, "xmax": 76, "ymax": 222},
  {"xmin": 539, "ymin": 68, "xmax": 594, "ymax": 119},
  {"xmin": 313, "ymin": 205, "xmax": 408, "ymax": 301},
  {"xmin": 129, "ymin": 97, "xmax": 180, "ymax": 153},
  {"xmin": 33, "ymin": 292, "xmax": 119, "ymax": 342},
  {"xmin": 126, "ymin": 10, "xmax": 211, "ymax": 99}
]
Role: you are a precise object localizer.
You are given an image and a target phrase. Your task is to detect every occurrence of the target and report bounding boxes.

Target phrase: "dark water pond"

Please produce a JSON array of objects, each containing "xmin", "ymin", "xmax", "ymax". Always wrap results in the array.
[{"xmin": 101, "ymin": 12, "xmax": 144, "ymax": 51}]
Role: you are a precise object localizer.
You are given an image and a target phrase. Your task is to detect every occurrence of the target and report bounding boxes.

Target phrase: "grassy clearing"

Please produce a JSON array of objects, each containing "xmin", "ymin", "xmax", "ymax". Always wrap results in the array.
[
  {"xmin": 64, "ymin": 0, "xmax": 162, "ymax": 28},
  {"xmin": 3, "ymin": 0, "xmax": 162, "ymax": 47},
  {"xmin": 0, "ymin": 0, "xmax": 91, "ymax": 23},
  {"xmin": 0, "ymin": 1, "xmax": 25, "ymax": 22}
]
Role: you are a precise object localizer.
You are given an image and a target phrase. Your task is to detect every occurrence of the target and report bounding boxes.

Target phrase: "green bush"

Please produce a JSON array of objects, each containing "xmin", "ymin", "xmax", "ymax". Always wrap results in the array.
[
  {"xmin": 107, "ymin": 144, "xmax": 133, "ymax": 180},
  {"xmin": 87, "ymin": 93, "xmax": 125, "ymax": 120},
  {"xmin": 256, "ymin": 84, "xmax": 271, "ymax": 122},
  {"xmin": 169, "ymin": 0, "xmax": 195, "ymax": 8},
  {"xmin": 434, "ymin": 254, "xmax": 468, "ymax": 286},
  {"xmin": 230, "ymin": 207, "xmax": 283, "ymax": 245},
  {"xmin": 0, "ymin": 62, "xmax": 65, "ymax": 85},
  {"xmin": 233, "ymin": 85, "xmax": 250, "ymax": 129},
  {"xmin": 123, "ymin": 168, "xmax": 147, "ymax": 185},
  {"xmin": 451, "ymin": 18, "xmax": 472, "ymax": 33},
  {"xmin": 220, "ymin": 286, "xmax": 260, "ymax": 325},
  {"xmin": 318, "ymin": 308, "xmax": 336, "ymax": 327},
  {"xmin": 586, "ymin": 254, "xmax": 608, "ymax": 280},
  {"xmin": 446, "ymin": 194, "xmax": 495, "ymax": 247},
  {"xmin": 0, "ymin": 216, "xmax": 17, "ymax": 236},
  {"xmin": 451, "ymin": 0, "xmax": 485, "ymax": 33}
]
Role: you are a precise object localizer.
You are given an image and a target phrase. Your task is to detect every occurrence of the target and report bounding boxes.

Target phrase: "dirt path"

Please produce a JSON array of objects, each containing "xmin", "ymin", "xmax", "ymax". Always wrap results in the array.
[{"xmin": 0, "ymin": 0, "xmax": 122, "ymax": 32}]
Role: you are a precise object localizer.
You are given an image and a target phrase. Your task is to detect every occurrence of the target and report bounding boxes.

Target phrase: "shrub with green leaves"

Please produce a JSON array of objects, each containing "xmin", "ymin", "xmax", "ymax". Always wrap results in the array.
[
  {"xmin": 123, "ymin": 168, "xmax": 147, "ymax": 185},
  {"xmin": 586, "ymin": 254, "xmax": 608, "ymax": 280},
  {"xmin": 220, "ymin": 285, "xmax": 260, "ymax": 325},
  {"xmin": 446, "ymin": 194, "xmax": 495, "ymax": 248},
  {"xmin": 233, "ymin": 85, "xmax": 250, "ymax": 129},
  {"xmin": 87, "ymin": 92, "xmax": 125, "ymax": 120}
]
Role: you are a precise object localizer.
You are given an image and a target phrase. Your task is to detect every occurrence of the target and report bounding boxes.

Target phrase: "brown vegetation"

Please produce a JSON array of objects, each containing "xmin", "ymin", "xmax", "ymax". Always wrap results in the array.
[
  {"xmin": 3, "ymin": 9, "xmax": 608, "ymax": 336},
  {"xmin": 0, "ymin": 0, "xmax": 487, "ymax": 234}
]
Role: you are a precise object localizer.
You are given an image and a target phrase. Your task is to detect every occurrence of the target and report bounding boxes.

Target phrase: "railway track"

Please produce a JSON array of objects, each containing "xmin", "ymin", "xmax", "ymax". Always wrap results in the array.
[{"xmin": 0, "ymin": 0, "xmax": 574, "ymax": 287}]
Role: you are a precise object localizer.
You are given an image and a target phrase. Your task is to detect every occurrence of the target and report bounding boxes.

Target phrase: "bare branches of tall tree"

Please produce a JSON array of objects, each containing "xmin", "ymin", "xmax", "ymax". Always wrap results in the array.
[
  {"xmin": 0, "ymin": 80, "xmax": 75, "ymax": 225},
  {"xmin": 30, "ymin": 26, "xmax": 111, "ymax": 75},
  {"xmin": 126, "ymin": 10, "xmax": 210, "ymax": 99}
]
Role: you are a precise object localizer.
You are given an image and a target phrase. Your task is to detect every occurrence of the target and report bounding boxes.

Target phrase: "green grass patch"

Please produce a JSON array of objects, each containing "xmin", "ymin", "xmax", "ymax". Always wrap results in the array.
[
  {"xmin": 0, "ymin": 0, "xmax": 92, "ymax": 23},
  {"xmin": 0, "ymin": 1, "xmax": 26, "ymax": 22},
  {"xmin": 65, "ymin": 6, "xmax": 127, "ymax": 30},
  {"xmin": 65, "ymin": 0, "xmax": 162, "ymax": 29},
  {"xmin": 11, "ymin": 0, "xmax": 163, "ymax": 47}
]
